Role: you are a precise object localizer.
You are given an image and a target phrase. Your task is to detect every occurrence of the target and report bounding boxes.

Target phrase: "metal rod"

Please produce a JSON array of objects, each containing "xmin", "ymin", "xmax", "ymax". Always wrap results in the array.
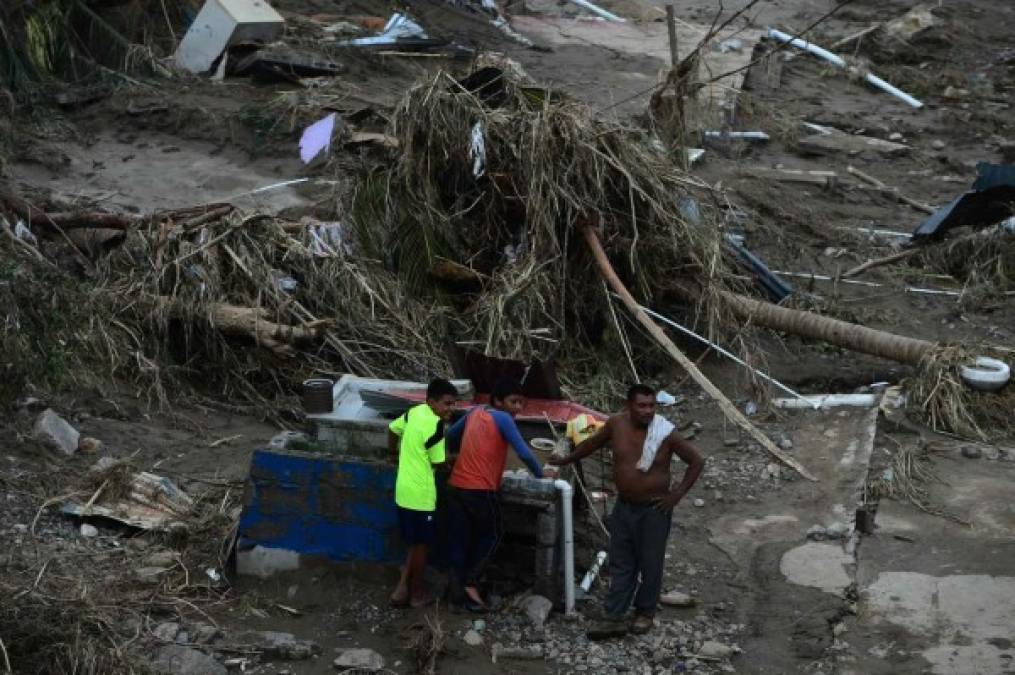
[{"xmin": 632, "ymin": 300, "xmax": 817, "ymax": 409}]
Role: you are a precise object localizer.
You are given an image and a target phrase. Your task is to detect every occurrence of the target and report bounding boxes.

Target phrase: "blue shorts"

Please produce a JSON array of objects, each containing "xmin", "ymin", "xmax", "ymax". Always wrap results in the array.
[{"xmin": 397, "ymin": 506, "xmax": 436, "ymax": 546}]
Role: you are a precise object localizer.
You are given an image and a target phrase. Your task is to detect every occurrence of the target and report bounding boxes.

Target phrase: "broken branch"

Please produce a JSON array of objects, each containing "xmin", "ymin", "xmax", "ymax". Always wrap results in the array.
[
  {"xmin": 842, "ymin": 248, "xmax": 919, "ymax": 278},
  {"xmin": 847, "ymin": 166, "xmax": 935, "ymax": 214},
  {"xmin": 583, "ymin": 226, "xmax": 817, "ymax": 481}
]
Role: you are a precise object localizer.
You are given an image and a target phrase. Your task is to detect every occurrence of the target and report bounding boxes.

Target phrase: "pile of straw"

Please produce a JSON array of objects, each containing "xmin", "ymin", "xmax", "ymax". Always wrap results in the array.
[{"xmin": 353, "ymin": 68, "xmax": 741, "ymax": 360}]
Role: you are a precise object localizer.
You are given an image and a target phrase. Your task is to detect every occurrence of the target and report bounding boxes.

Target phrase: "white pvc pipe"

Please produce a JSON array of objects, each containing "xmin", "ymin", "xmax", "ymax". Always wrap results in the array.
[
  {"xmin": 767, "ymin": 28, "xmax": 923, "ymax": 109},
  {"xmin": 554, "ymin": 479, "xmax": 576, "ymax": 615},
  {"xmin": 580, "ymin": 550, "xmax": 607, "ymax": 592},
  {"xmin": 704, "ymin": 130, "xmax": 770, "ymax": 141},
  {"xmin": 774, "ymin": 393, "xmax": 878, "ymax": 409},
  {"xmin": 566, "ymin": 0, "xmax": 625, "ymax": 23}
]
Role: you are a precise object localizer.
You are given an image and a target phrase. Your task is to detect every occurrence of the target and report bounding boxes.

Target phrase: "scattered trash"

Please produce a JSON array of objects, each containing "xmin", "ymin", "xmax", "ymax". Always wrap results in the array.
[
  {"xmin": 175, "ymin": 0, "xmax": 285, "ymax": 74},
  {"xmin": 913, "ymin": 163, "xmax": 1015, "ymax": 240},
  {"xmin": 697, "ymin": 640, "xmax": 738, "ymax": 659},
  {"xmin": 767, "ymin": 27, "xmax": 923, "ymax": 108},
  {"xmin": 272, "ymin": 269, "xmax": 299, "ymax": 293},
  {"xmin": 847, "ymin": 165, "xmax": 935, "ymax": 215},
  {"xmin": 307, "ymin": 220, "xmax": 351, "ymax": 257},
  {"xmin": 716, "ymin": 38, "xmax": 744, "ymax": 53},
  {"xmin": 79, "ymin": 523, "xmax": 98, "ymax": 537},
  {"xmin": 883, "ymin": 4, "xmax": 938, "ymax": 42},
  {"xmin": 299, "ymin": 113, "xmax": 337, "ymax": 164},
  {"xmin": 34, "ymin": 409, "xmax": 80, "ymax": 456},
  {"xmin": 693, "ymin": 498, "xmax": 705, "ymax": 507},
  {"xmin": 62, "ymin": 463, "xmax": 194, "ymax": 532},
  {"xmin": 774, "ymin": 394, "xmax": 879, "ymax": 409},
  {"xmin": 469, "ymin": 122, "xmax": 487, "ymax": 178},
  {"xmin": 724, "ymin": 235, "xmax": 794, "ymax": 302},
  {"xmin": 580, "ymin": 550, "xmax": 608, "ymax": 592},
  {"xmin": 797, "ymin": 130, "xmax": 909, "ymax": 157},
  {"xmin": 206, "ymin": 568, "xmax": 222, "ymax": 582},
  {"xmin": 566, "ymin": 0, "xmax": 625, "ymax": 23},
  {"xmin": 78, "ymin": 436, "xmax": 103, "ymax": 454},
  {"xmin": 270, "ymin": 430, "xmax": 310, "ymax": 450},
  {"xmin": 741, "ymin": 166, "xmax": 838, "ymax": 189},
  {"xmin": 463, "ymin": 629, "xmax": 483, "ymax": 646},
  {"xmin": 659, "ymin": 590, "xmax": 697, "ymax": 607},
  {"xmin": 704, "ymin": 130, "xmax": 770, "ymax": 142},
  {"xmin": 347, "ymin": 131, "xmax": 399, "ymax": 149},
  {"xmin": 342, "ymin": 13, "xmax": 436, "ymax": 48},
  {"xmin": 744, "ymin": 401, "xmax": 758, "ymax": 416},
  {"xmin": 655, "ymin": 390, "xmax": 681, "ymax": 407},
  {"xmin": 232, "ymin": 46, "xmax": 346, "ymax": 82},
  {"xmin": 959, "ymin": 356, "xmax": 1010, "ymax": 392},
  {"xmin": 13, "ymin": 219, "xmax": 37, "ymax": 246}
]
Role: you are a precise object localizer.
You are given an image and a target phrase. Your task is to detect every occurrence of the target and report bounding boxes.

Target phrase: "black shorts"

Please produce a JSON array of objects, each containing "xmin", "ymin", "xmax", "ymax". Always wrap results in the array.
[{"xmin": 397, "ymin": 506, "xmax": 436, "ymax": 546}]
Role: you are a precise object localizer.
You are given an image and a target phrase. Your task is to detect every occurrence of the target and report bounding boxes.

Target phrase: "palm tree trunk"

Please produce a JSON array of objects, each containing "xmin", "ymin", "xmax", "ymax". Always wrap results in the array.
[{"xmin": 708, "ymin": 289, "xmax": 935, "ymax": 366}]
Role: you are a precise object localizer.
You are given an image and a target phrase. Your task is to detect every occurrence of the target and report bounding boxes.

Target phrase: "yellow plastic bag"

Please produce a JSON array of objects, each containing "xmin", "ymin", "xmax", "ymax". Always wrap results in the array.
[{"xmin": 566, "ymin": 414, "xmax": 605, "ymax": 447}]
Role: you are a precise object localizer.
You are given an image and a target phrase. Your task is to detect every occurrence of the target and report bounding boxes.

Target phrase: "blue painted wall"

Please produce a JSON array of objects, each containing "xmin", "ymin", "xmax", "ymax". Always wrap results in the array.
[{"xmin": 238, "ymin": 449, "xmax": 451, "ymax": 564}]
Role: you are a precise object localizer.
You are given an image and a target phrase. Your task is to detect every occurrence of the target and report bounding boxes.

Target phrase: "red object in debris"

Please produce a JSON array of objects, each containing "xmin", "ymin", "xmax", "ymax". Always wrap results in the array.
[{"xmin": 388, "ymin": 390, "xmax": 606, "ymax": 424}]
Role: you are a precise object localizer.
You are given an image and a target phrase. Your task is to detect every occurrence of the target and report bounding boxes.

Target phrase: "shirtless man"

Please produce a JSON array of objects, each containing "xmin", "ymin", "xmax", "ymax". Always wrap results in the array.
[{"xmin": 550, "ymin": 383, "xmax": 704, "ymax": 639}]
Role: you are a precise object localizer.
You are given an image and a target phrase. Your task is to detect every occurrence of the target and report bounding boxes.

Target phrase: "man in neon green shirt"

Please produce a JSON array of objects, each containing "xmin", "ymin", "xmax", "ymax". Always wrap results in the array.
[{"xmin": 388, "ymin": 378, "xmax": 457, "ymax": 607}]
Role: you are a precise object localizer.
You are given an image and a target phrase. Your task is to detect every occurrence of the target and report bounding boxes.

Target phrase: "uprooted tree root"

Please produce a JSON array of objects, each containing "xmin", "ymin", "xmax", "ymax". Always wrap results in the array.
[{"xmin": 905, "ymin": 345, "xmax": 1014, "ymax": 441}]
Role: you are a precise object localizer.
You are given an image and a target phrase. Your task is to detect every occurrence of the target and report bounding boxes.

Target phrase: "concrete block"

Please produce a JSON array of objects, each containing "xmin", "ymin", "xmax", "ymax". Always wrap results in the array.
[
  {"xmin": 34, "ymin": 408, "xmax": 80, "ymax": 455},
  {"xmin": 236, "ymin": 544, "xmax": 301, "ymax": 578},
  {"xmin": 175, "ymin": 0, "xmax": 284, "ymax": 74}
]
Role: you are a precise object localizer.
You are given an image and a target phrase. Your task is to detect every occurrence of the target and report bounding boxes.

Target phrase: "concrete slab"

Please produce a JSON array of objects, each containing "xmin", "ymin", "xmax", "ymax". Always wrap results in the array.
[
  {"xmin": 849, "ymin": 453, "xmax": 1015, "ymax": 675},
  {"xmin": 779, "ymin": 542, "xmax": 853, "ymax": 595},
  {"xmin": 510, "ymin": 16, "xmax": 761, "ymax": 122},
  {"xmin": 708, "ymin": 405, "xmax": 878, "ymax": 569}
]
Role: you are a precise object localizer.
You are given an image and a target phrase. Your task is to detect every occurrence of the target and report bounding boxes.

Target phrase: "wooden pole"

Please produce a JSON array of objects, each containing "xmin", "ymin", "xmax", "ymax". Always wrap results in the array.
[
  {"xmin": 583, "ymin": 226, "xmax": 817, "ymax": 481},
  {"xmin": 666, "ymin": 5, "xmax": 679, "ymax": 67}
]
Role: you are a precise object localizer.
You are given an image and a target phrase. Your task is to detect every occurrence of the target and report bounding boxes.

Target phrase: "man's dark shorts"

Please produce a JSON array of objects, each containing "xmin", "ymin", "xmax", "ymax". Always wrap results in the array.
[{"xmin": 397, "ymin": 506, "xmax": 436, "ymax": 546}]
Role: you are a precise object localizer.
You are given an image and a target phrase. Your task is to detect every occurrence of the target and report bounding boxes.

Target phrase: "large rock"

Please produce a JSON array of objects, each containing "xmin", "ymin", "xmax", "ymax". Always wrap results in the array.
[
  {"xmin": 519, "ymin": 594, "xmax": 553, "ymax": 629},
  {"xmin": 33, "ymin": 409, "xmax": 80, "ymax": 455},
  {"xmin": 333, "ymin": 648, "xmax": 384, "ymax": 671},
  {"xmin": 151, "ymin": 645, "xmax": 227, "ymax": 675}
]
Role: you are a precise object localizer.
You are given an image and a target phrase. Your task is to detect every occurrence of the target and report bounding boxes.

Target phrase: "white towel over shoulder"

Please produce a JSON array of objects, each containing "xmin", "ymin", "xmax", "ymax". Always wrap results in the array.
[{"xmin": 636, "ymin": 414, "xmax": 675, "ymax": 472}]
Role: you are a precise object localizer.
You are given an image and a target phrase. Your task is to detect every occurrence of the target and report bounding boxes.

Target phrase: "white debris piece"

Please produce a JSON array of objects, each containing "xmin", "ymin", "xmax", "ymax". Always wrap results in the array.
[
  {"xmin": 469, "ymin": 123, "xmax": 487, "ymax": 178},
  {"xmin": 175, "ymin": 0, "xmax": 284, "ymax": 74},
  {"xmin": 34, "ymin": 409, "xmax": 80, "ymax": 456},
  {"xmin": 344, "ymin": 13, "xmax": 428, "ymax": 46}
]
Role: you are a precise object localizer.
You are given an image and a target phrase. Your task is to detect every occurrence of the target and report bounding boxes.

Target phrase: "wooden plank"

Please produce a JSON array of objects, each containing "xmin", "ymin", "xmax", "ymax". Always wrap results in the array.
[{"xmin": 797, "ymin": 132, "xmax": 909, "ymax": 157}]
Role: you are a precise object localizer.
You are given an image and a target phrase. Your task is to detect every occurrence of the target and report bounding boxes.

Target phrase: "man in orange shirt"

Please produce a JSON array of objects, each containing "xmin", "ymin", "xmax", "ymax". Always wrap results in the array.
[{"xmin": 445, "ymin": 377, "xmax": 544, "ymax": 612}]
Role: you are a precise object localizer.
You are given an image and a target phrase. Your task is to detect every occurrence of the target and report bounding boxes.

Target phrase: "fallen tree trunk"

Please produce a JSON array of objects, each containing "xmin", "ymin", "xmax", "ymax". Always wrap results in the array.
[
  {"xmin": 708, "ymin": 288, "xmax": 935, "ymax": 366},
  {"xmin": 151, "ymin": 297, "xmax": 329, "ymax": 357},
  {"xmin": 1, "ymin": 186, "xmax": 138, "ymax": 231},
  {"xmin": 583, "ymin": 227, "xmax": 817, "ymax": 481}
]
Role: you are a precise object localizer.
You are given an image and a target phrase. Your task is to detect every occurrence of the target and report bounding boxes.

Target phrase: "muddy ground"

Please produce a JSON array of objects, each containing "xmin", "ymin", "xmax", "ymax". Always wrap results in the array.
[{"xmin": 2, "ymin": 0, "xmax": 1014, "ymax": 673}]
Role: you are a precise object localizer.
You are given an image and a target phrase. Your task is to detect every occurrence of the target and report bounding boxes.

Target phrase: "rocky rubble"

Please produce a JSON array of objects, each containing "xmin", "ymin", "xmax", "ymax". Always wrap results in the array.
[{"xmin": 453, "ymin": 606, "xmax": 744, "ymax": 674}]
